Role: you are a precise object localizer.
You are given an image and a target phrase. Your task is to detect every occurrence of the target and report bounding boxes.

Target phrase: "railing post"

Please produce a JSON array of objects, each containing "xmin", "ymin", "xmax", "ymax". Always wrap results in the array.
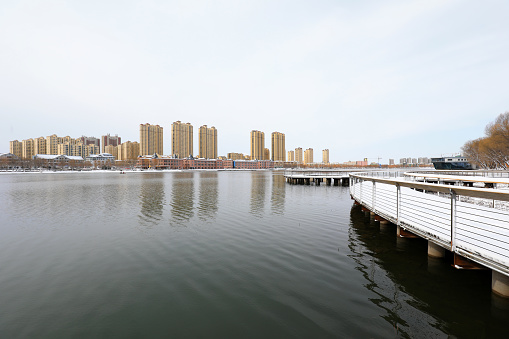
[
  {"xmin": 450, "ymin": 188, "xmax": 457, "ymax": 252},
  {"xmin": 396, "ymin": 184, "xmax": 401, "ymax": 225},
  {"xmin": 360, "ymin": 178, "xmax": 363, "ymax": 205},
  {"xmin": 372, "ymin": 180, "xmax": 376, "ymax": 212}
]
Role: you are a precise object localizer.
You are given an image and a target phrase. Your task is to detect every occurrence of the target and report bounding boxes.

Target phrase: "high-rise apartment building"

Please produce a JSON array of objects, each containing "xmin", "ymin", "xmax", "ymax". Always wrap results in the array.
[
  {"xmin": 287, "ymin": 150, "xmax": 294, "ymax": 162},
  {"xmin": 46, "ymin": 134, "xmax": 59, "ymax": 155},
  {"xmin": 140, "ymin": 124, "xmax": 163, "ymax": 156},
  {"xmin": 271, "ymin": 132, "xmax": 285, "ymax": 161},
  {"xmin": 101, "ymin": 134, "xmax": 121, "ymax": 153},
  {"xmin": 198, "ymin": 125, "xmax": 217, "ymax": 159},
  {"xmin": 33, "ymin": 137, "xmax": 46, "ymax": 155},
  {"xmin": 118, "ymin": 141, "xmax": 140, "ymax": 161},
  {"xmin": 105, "ymin": 145, "xmax": 119, "ymax": 159},
  {"xmin": 22, "ymin": 139, "xmax": 34, "ymax": 159},
  {"xmin": 58, "ymin": 142, "xmax": 82, "ymax": 157},
  {"xmin": 171, "ymin": 121, "xmax": 193, "ymax": 158},
  {"xmin": 9, "ymin": 140, "xmax": 22, "ymax": 158},
  {"xmin": 250, "ymin": 130, "xmax": 265, "ymax": 160},
  {"xmin": 322, "ymin": 149, "xmax": 329, "ymax": 164},
  {"xmin": 295, "ymin": 147, "xmax": 303, "ymax": 163},
  {"xmin": 79, "ymin": 136, "xmax": 100, "ymax": 149},
  {"xmin": 304, "ymin": 148, "xmax": 313, "ymax": 164}
]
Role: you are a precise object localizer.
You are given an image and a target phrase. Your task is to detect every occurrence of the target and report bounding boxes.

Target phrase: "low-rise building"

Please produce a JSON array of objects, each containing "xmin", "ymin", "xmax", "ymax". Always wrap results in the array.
[{"xmin": 86, "ymin": 153, "xmax": 116, "ymax": 167}]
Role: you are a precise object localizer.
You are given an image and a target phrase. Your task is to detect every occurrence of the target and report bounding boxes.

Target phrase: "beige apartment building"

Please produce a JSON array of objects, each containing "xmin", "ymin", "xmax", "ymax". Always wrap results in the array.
[
  {"xmin": 46, "ymin": 134, "xmax": 60, "ymax": 155},
  {"xmin": 322, "ymin": 149, "xmax": 329, "ymax": 164},
  {"xmin": 287, "ymin": 150, "xmax": 294, "ymax": 162},
  {"xmin": 9, "ymin": 140, "xmax": 22, "ymax": 158},
  {"xmin": 118, "ymin": 141, "xmax": 140, "ymax": 161},
  {"xmin": 10, "ymin": 134, "xmax": 103, "ymax": 159},
  {"xmin": 227, "ymin": 152, "xmax": 245, "ymax": 160},
  {"xmin": 295, "ymin": 147, "xmax": 303, "ymax": 163},
  {"xmin": 198, "ymin": 125, "xmax": 217, "ymax": 159},
  {"xmin": 33, "ymin": 137, "xmax": 47, "ymax": 155},
  {"xmin": 250, "ymin": 130, "xmax": 265, "ymax": 160},
  {"xmin": 271, "ymin": 132, "xmax": 285, "ymax": 161},
  {"xmin": 104, "ymin": 145, "xmax": 119, "ymax": 159},
  {"xmin": 171, "ymin": 121, "xmax": 193, "ymax": 158},
  {"xmin": 304, "ymin": 148, "xmax": 313, "ymax": 164},
  {"xmin": 140, "ymin": 123, "xmax": 163, "ymax": 156},
  {"xmin": 22, "ymin": 139, "xmax": 34, "ymax": 159},
  {"xmin": 58, "ymin": 142, "xmax": 99, "ymax": 158}
]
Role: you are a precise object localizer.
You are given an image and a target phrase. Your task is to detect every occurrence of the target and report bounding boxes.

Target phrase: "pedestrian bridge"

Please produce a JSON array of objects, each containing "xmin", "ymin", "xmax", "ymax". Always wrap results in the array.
[{"xmin": 349, "ymin": 171, "xmax": 509, "ymax": 298}]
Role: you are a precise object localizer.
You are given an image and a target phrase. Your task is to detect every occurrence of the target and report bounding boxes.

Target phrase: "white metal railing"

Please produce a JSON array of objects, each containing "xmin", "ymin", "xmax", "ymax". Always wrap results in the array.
[
  {"xmin": 350, "ymin": 172, "xmax": 509, "ymax": 276},
  {"xmin": 408, "ymin": 170, "xmax": 509, "ymax": 178}
]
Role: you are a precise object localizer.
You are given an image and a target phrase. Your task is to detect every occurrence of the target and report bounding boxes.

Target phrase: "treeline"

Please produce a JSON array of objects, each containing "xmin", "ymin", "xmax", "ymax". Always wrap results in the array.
[
  {"xmin": 462, "ymin": 112, "xmax": 509, "ymax": 169},
  {"xmin": 0, "ymin": 157, "xmax": 138, "ymax": 171}
]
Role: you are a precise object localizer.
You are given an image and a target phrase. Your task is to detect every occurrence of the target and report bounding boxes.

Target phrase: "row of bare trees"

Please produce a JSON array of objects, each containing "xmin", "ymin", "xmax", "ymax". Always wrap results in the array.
[
  {"xmin": 0, "ymin": 157, "xmax": 138, "ymax": 171},
  {"xmin": 462, "ymin": 112, "xmax": 509, "ymax": 169}
]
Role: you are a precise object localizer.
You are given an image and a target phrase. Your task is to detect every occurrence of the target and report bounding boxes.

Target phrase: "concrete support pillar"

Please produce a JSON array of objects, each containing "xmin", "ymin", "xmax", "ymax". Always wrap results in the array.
[
  {"xmin": 316, "ymin": 179, "xmax": 320, "ymax": 186},
  {"xmin": 427, "ymin": 241, "xmax": 445, "ymax": 258},
  {"xmin": 492, "ymin": 271, "xmax": 509, "ymax": 298},
  {"xmin": 379, "ymin": 222, "xmax": 390, "ymax": 233}
]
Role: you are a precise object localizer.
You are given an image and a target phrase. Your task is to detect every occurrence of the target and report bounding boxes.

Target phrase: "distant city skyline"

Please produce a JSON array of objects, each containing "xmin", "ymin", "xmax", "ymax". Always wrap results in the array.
[
  {"xmin": 1, "ymin": 1, "xmax": 507, "ymax": 162},
  {"xmin": 8, "ymin": 126, "xmax": 435, "ymax": 165}
]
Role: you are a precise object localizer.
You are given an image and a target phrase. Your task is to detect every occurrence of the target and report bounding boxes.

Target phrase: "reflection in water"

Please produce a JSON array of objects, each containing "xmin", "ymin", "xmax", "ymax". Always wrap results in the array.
[
  {"xmin": 348, "ymin": 204, "xmax": 508, "ymax": 338},
  {"xmin": 139, "ymin": 173, "xmax": 165, "ymax": 227},
  {"xmin": 348, "ymin": 205, "xmax": 444, "ymax": 337},
  {"xmin": 250, "ymin": 171, "xmax": 266, "ymax": 217},
  {"xmin": 270, "ymin": 173, "xmax": 286, "ymax": 215},
  {"xmin": 198, "ymin": 172, "xmax": 218, "ymax": 221},
  {"xmin": 170, "ymin": 172, "xmax": 195, "ymax": 224}
]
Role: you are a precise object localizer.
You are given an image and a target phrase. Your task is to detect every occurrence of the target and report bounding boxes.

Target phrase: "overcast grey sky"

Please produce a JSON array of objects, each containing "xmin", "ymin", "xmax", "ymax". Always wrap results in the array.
[{"xmin": 1, "ymin": 0, "xmax": 508, "ymax": 162}]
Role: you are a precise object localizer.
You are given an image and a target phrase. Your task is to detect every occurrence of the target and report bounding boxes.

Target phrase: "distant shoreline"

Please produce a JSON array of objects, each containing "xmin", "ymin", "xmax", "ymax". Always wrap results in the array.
[{"xmin": 0, "ymin": 168, "xmax": 279, "ymax": 175}]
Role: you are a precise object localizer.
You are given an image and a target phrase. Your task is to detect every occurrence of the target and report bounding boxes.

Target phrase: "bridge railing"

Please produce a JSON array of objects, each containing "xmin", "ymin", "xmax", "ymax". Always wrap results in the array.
[
  {"xmin": 349, "ymin": 172, "xmax": 509, "ymax": 276},
  {"xmin": 407, "ymin": 170, "xmax": 509, "ymax": 178}
]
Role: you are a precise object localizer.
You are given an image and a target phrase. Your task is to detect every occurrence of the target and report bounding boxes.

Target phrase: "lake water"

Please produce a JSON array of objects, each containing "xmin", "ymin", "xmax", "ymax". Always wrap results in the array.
[{"xmin": 0, "ymin": 170, "xmax": 507, "ymax": 338}]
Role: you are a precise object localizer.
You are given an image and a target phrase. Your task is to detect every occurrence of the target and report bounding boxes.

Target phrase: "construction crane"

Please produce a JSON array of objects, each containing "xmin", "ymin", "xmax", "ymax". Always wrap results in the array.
[{"xmin": 364, "ymin": 157, "xmax": 383, "ymax": 167}]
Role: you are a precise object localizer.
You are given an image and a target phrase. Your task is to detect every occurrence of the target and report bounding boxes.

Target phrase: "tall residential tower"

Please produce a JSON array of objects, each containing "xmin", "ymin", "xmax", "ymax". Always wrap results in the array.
[
  {"xmin": 198, "ymin": 125, "xmax": 217, "ymax": 159},
  {"xmin": 171, "ymin": 121, "xmax": 193, "ymax": 158},
  {"xmin": 322, "ymin": 149, "xmax": 329, "ymax": 164},
  {"xmin": 304, "ymin": 148, "xmax": 313, "ymax": 164},
  {"xmin": 295, "ymin": 147, "xmax": 303, "ymax": 163},
  {"xmin": 140, "ymin": 124, "xmax": 163, "ymax": 155},
  {"xmin": 271, "ymin": 132, "xmax": 285, "ymax": 161},
  {"xmin": 250, "ymin": 130, "xmax": 265, "ymax": 160}
]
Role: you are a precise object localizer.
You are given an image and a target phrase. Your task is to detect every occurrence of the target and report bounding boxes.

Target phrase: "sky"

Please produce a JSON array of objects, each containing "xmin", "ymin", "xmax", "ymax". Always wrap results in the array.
[{"xmin": 1, "ymin": 0, "xmax": 508, "ymax": 163}]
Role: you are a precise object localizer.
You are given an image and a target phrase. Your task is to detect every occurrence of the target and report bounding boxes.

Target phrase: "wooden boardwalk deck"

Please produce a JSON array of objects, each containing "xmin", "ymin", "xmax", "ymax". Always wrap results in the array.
[{"xmin": 350, "ymin": 171, "xmax": 509, "ymax": 297}]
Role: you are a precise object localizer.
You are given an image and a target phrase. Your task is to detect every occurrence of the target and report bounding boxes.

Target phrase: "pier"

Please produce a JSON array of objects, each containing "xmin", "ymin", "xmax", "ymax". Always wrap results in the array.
[
  {"xmin": 349, "ymin": 171, "xmax": 509, "ymax": 298},
  {"xmin": 283, "ymin": 169, "xmax": 361, "ymax": 186}
]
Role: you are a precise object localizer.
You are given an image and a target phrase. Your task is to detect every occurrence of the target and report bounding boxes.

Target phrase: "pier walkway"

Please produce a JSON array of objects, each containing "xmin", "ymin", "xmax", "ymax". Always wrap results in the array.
[
  {"xmin": 349, "ymin": 171, "xmax": 509, "ymax": 297},
  {"xmin": 284, "ymin": 169, "xmax": 363, "ymax": 186}
]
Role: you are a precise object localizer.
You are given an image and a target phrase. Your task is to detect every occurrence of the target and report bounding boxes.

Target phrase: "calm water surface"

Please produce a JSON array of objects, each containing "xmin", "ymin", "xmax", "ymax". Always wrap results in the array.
[{"xmin": 0, "ymin": 171, "xmax": 507, "ymax": 338}]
